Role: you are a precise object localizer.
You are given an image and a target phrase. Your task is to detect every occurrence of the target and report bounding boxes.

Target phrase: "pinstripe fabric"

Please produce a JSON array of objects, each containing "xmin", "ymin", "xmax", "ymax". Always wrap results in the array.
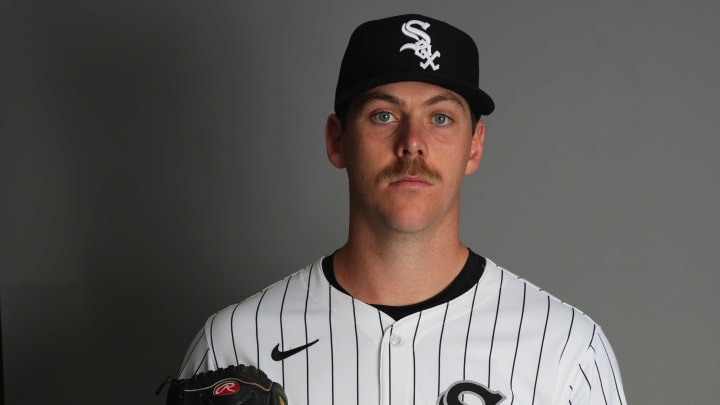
[{"xmin": 178, "ymin": 257, "xmax": 626, "ymax": 405}]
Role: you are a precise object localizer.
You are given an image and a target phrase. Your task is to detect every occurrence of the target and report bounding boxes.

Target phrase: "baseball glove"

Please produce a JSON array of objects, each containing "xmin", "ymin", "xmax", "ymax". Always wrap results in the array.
[{"xmin": 157, "ymin": 365, "xmax": 287, "ymax": 405}]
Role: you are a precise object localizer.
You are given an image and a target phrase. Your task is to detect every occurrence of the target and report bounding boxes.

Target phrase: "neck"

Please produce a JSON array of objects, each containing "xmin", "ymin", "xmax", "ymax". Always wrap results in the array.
[{"xmin": 333, "ymin": 221, "xmax": 469, "ymax": 306}]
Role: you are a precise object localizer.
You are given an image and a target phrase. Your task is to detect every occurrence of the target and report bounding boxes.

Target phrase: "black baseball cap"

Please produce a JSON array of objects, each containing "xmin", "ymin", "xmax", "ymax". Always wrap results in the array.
[{"xmin": 334, "ymin": 14, "xmax": 495, "ymax": 117}]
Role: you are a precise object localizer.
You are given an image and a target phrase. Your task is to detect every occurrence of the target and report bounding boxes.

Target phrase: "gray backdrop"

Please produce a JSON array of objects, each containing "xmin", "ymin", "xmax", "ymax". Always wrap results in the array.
[{"xmin": 2, "ymin": 0, "xmax": 718, "ymax": 404}]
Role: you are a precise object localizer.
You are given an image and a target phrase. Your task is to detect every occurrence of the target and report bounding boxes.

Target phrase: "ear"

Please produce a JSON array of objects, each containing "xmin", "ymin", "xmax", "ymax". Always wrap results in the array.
[
  {"xmin": 464, "ymin": 120, "xmax": 485, "ymax": 175},
  {"xmin": 325, "ymin": 114, "xmax": 346, "ymax": 169}
]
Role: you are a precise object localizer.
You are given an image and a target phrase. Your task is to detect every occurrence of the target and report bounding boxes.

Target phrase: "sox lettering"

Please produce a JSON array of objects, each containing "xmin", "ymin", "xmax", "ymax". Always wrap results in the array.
[
  {"xmin": 400, "ymin": 19, "xmax": 441, "ymax": 71},
  {"xmin": 437, "ymin": 381, "xmax": 505, "ymax": 405}
]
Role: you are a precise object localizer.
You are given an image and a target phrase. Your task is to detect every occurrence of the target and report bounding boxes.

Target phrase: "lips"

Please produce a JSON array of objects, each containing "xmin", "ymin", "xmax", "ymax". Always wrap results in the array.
[{"xmin": 391, "ymin": 175, "xmax": 433, "ymax": 185}]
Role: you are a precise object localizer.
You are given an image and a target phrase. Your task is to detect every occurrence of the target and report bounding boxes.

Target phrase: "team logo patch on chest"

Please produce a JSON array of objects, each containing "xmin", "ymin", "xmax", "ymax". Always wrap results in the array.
[
  {"xmin": 437, "ymin": 380, "xmax": 505, "ymax": 405},
  {"xmin": 400, "ymin": 19, "xmax": 441, "ymax": 71}
]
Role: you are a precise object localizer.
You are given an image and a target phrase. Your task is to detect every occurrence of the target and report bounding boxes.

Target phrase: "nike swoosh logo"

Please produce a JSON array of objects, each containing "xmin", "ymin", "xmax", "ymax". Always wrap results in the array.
[{"xmin": 271, "ymin": 339, "xmax": 319, "ymax": 361}]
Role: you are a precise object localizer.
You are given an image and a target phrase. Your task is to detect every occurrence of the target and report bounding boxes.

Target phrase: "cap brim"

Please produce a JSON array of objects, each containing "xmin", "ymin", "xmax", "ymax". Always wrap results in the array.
[{"xmin": 335, "ymin": 72, "xmax": 495, "ymax": 116}]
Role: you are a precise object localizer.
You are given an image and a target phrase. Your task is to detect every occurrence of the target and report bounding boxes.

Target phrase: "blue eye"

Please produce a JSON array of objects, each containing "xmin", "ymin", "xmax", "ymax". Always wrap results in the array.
[
  {"xmin": 432, "ymin": 114, "xmax": 450, "ymax": 125},
  {"xmin": 373, "ymin": 111, "xmax": 395, "ymax": 123}
]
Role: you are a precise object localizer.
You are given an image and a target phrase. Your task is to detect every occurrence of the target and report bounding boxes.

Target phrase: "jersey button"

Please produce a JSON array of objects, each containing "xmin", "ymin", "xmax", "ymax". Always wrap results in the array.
[{"xmin": 390, "ymin": 334, "xmax": 402, "ymax": 346}]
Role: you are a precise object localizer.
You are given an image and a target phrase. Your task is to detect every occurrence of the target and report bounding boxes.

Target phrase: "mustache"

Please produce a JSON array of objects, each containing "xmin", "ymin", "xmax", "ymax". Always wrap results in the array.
[{"xmin": 376, "ymin": 157, "xmax": 442, "ymax": 184}]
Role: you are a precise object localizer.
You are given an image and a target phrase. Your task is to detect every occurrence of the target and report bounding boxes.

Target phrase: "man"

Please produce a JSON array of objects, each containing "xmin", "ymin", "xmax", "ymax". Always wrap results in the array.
[{"xmin": 177, "ymin": 14, "xmax": 627, "ymax": 405}]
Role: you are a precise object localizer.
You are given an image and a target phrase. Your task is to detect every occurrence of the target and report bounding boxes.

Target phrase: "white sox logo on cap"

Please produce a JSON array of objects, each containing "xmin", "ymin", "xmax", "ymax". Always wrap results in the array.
[{"xmin": 399, "ymin": 19, "xmax": 440, "ymax": 71}]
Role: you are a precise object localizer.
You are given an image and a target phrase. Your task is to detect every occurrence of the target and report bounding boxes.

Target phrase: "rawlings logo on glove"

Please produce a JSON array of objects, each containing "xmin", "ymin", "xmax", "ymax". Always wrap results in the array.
[{"xmin": 157, "ymin": 365, "xmax": 287, "ymax": 405}]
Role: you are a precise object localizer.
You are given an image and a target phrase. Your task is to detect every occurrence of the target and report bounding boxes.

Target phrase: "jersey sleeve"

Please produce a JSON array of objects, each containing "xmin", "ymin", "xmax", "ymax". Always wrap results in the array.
[{"xmin": 567, "ymin": 326, "xmax": 627, "ymax": 405}]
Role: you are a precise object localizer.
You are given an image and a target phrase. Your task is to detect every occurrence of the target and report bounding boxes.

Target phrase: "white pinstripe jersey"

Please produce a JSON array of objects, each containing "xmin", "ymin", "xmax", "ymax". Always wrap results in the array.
[{"xmin": 178, "ymin": 257, "xmax": 626, "ymax": 405}]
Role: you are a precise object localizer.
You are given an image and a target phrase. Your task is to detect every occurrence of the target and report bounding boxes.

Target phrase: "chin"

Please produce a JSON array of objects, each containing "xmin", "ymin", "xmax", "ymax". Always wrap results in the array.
[{"xmin": 382, "ymin": 211, "xmax": 438, "ymax": 234}]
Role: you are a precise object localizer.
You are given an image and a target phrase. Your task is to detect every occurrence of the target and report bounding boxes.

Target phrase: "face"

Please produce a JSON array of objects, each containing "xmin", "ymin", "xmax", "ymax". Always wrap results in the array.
[{"xmin": 326, "ymin": 81, "xmax": 485, "ymax": 236}]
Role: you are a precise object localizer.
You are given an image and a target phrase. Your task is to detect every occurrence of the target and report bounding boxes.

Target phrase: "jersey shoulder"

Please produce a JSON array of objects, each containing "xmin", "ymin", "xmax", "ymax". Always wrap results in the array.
[
  {"xmin": 205, "ymin": 258, "xmax": 322, "ymax": 335},
  {"xmin": 484, "ymin": 257, "xmax": 608, "ymax": 353},
  {"xmin": 177, "ymin": 258, "xmax": 324, "ymax": 378},
  {"xmin": 485, "ymin": 257, "xmax": 625, "ymax": 403}
]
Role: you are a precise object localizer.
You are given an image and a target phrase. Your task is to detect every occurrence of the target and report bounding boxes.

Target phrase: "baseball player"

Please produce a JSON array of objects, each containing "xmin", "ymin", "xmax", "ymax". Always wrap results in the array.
[{"xmin": 177, "ymin": 14, "xmax": 627, "ymax": 405}]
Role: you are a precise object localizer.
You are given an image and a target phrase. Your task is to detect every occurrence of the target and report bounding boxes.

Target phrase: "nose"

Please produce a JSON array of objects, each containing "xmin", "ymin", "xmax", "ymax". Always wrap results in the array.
[{"xmin": 396, "ymin": 119, "xmax": 426, "ymax": 158}]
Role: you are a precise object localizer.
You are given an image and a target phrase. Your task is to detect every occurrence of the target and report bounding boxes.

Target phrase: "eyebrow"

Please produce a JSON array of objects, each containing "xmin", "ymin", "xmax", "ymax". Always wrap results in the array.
[
  {"xmin": 423, "ymin": 92, "xmax": 468, "ymax": 112},
  {"xmin": 352, "ymin": 89, "xmax": 469, "ymax": 114},
  {"xmin": 351, "ymin": 91, "xmax": 402, "ymax": 111}
]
